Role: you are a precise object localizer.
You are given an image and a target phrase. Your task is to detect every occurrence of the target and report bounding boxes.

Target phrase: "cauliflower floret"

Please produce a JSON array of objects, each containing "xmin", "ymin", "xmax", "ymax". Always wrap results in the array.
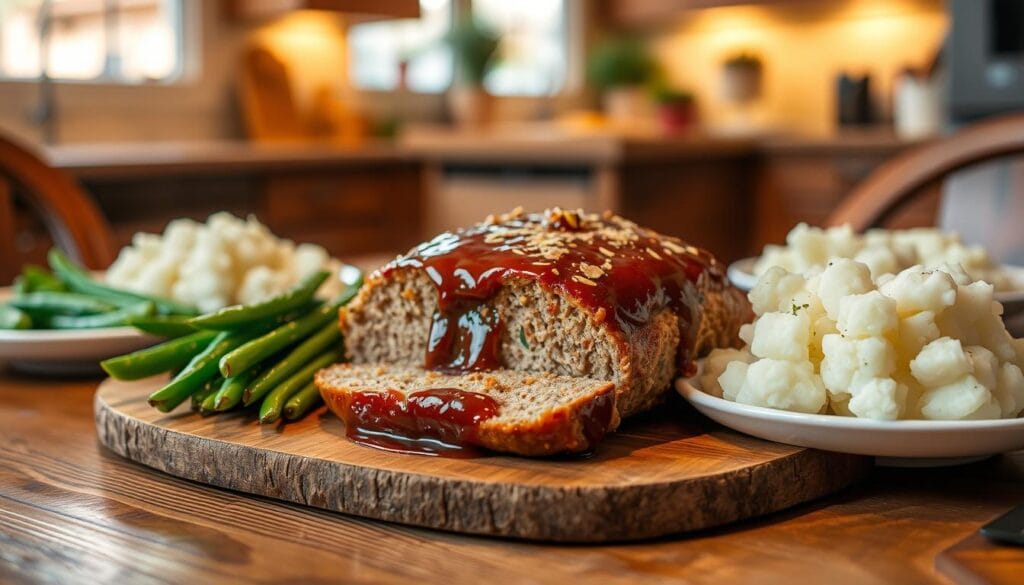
[
  {"xmin": 733, "ymin": 359, "xmax": 827, "ymax": 414},
  {"xmin": 848, "ymin": 377, "xmax": 906, "ymax": 420},
  {"xmin": 748, "ymin": 266, "xmax": 806, "ymax": 315},
  {"xmin": 910, "ymin": 337, "xmax": 972, "ymax": 388},
  {"xmin": 237, "ymin": 266, "xmax": 292, "ymax": 306},
  {"xmin": 854, "ymin": 245, "xmax": 899, "ymax": 279},
  {"xmin": 719, "ymin": 360, "xmax": 752, "ymax": 401},
  {"xmin": 994, "ymin": 362, "xmax": 1024, "ymax": 417},
  {"xmin": 700, "ymin": 348, "xmax": 754, "ymax": 398},
  {"xmin": 816, "ymin": 259, "xmax": 873, "ymax": 320},
  {"xmin": 819, "ymin": 334, "xmax": 895, "ymax": 398},
  {"xmin": 918, "ymin": 374, "xmax": 1001, "ymax": 420},
  {"xmin": 836, "ymin": 291, "xmax": 898, "ymax": 339},
  {"xmin": 877, "ymin": 266, "xmax": 957, "ymax": 316},
  {"xmin": 750, "ymin": 311, "xmax": 810, "ymax": 362},
  {"xmin": 897, "ymin": 311, "xmax": 940, "ymax": 363}
]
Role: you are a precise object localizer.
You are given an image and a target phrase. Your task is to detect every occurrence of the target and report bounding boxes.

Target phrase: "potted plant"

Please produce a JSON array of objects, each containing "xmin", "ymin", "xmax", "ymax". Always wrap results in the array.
[
  {"xmin": 652, "ymin": 86, "xmax": 696, "ymax": 134},
  {"xmin": 445, "ymin": 17, "xmax": 500, "ymax": 129},
  {"xmin": 721, "ymin": 52, "xmax": 763, "ymax": 104},
  {"xmin": 587, "ymin": 37, "xmax": 656, "ymax": 125}
]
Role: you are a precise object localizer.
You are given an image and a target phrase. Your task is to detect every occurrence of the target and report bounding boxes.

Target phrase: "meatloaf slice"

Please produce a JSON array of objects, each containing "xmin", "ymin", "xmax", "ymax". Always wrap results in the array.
[{"xmin": 316, "ymin": 363, "xmax": 617, "ymax": 456}]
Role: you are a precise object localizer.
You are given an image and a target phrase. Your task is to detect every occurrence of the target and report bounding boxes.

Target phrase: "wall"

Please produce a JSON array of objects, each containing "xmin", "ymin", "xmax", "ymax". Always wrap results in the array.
[{"xmin": 650, "ymin": 0, "xmax": 947, "ymax": 135}]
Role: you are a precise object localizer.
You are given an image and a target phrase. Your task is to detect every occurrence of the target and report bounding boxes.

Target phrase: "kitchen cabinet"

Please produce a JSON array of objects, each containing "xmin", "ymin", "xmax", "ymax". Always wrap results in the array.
[
  {"xmin": 753, "ymin": 135, "xmax": 939, "ymax": 249},
  {"xmin": 603, "ymin": 0, "xmax": 781, "ymax": 29}
]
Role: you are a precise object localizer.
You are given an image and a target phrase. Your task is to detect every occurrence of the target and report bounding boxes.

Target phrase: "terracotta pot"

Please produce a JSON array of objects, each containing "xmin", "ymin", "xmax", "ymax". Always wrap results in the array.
[
  {"xmin": 657, "ymin": 102, "xmax": 697, "ymax": 134},
  {"xmin": 603, "ymin": 86, "xmax": 649, "ymax": 125},
  {"xmin": 448, "ymin": 86, "xmax": 494, "ymax": 130}
]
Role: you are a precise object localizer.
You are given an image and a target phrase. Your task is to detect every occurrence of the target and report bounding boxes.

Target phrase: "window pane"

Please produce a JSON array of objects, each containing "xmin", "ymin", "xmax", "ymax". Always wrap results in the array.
[
  {"xmin": 472, "ymin": 0, "xmax": 566, "ymax": 96},
  {"xmin": 0, "ymin": 0, "xmax": 182, "ymax": 83},
  {"xmin": 348, "ymin": 0, "xmax": 452, "ymax": 93}
]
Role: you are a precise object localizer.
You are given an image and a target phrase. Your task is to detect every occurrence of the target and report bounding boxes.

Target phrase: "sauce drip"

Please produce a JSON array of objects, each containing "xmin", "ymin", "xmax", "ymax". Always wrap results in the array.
[
  {"xmin": 325, "ymin": 387, "xmax": 501, "ymax": 457},
  {"xmin": 380, "ymin": 208, "xmax": 727, "ymax": 374}
]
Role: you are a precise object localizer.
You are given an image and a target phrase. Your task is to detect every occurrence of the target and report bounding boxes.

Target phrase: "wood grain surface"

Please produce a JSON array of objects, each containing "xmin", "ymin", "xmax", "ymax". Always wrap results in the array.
[
  {"xmin": 94, "ymin": 376, "xmax": 870, "ymax": 543},
  {"xmin": 4, "ymin": 371, "xmax": 1024, "ymax": 583},
  {"xmin": 936, "ymin": 532, "xmax": 1024, "ymax": 585}
]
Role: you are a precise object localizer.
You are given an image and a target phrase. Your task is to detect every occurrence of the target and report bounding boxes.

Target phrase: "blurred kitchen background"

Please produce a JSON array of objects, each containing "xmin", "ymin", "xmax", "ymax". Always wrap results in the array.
[{"xmin": 1, "ymin": 0, "xmax": 1022, "ymax": 267}]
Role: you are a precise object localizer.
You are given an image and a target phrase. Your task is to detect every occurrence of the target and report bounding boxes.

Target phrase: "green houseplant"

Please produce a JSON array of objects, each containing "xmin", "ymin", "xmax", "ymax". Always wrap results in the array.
[
  {"xmin": 652, "ymin": 85, "xmax": 696, "ymax": 134},
  {"xmin": 445, "ymin": 17, "xmax": 500, "ymax": 129},
  {"xmin": 587, "ymin": 37, "xmax": 656, "ymax": 125}
]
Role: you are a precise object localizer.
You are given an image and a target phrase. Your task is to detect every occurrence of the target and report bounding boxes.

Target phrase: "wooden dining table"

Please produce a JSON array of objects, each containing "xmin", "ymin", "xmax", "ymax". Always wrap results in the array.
[{"xmin": 2, "ymin": 366, "xmax": 1022, "ymax": 585}]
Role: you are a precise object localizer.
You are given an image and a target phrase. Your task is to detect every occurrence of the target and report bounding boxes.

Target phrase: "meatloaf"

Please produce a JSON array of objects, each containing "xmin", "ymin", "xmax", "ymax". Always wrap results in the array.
[{"xmin": 335, "ymin": 208, "xmax": 749, "ymax": 443}]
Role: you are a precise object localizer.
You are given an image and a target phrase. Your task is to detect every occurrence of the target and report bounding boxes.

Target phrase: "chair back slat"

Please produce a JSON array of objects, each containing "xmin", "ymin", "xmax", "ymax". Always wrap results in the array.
[
  {"xmin": 0, "ymin": 135, "xmax": 116, "ymax": 279},
  {"xmin": 828, "ymin": 113, "xmax": 1024, "ymax": 230}
]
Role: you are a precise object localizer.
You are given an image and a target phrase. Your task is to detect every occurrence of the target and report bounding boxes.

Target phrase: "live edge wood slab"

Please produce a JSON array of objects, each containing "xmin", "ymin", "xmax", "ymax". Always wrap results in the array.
[{"xmin": 95, "ymin": 376, "xmax": 871, "ymax": 543}]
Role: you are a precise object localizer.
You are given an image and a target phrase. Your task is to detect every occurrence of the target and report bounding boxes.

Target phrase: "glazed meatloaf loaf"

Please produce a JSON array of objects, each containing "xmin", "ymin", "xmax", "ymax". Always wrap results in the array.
[{"xmin": 320, "ymin": 208, "xmax": 749, "ymax": 455}]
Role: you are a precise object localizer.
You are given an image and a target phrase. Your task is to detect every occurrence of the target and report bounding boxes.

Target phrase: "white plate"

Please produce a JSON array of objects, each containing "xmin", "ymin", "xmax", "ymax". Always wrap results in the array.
[
  {"xmin": 675, "ymin": 364, "xmax": 1024, "ymax": 464},
  {"xmin": 728, "ymin": 257, "xmax": 1024, "ymax": 325},
  {"xmin": 0, "ymin": 286, "xmax": 159, "ymax": 374}
]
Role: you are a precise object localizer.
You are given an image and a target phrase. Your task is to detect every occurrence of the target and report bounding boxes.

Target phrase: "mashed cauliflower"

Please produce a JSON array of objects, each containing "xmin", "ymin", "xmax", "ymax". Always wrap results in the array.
[
  {"xmin": 106, "ymin": 213, "xmax": 344, "ymax": 313},
  {"xmin": 701, "ymin": 259, "xmax": 1024, "ymax": 421},
  {"xmin": 753, "ymin": 224, "xmax": 1013, "ymax": 291}
]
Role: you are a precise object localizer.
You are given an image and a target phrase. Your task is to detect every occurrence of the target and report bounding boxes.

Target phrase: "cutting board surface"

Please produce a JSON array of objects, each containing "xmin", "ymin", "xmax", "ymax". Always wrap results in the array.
[{"xmin": 95, "ymin": 376, "xmax": 870, "ymax": 542}]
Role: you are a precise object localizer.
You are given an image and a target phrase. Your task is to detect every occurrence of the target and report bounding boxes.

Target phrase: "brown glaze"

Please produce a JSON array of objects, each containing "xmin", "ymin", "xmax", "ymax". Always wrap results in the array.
[{"xmin": 323, "ymin": 387, "xmax": 501, "ymax": 457}]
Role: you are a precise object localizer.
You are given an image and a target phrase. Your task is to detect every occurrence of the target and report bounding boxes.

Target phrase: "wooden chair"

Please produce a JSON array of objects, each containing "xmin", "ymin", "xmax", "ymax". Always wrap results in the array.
[
  {"xmin": 0, "ymin": 134, "xmax": 116, "ymax": 283},
  {"xmin": 828, "ymin": 112, "xmax": 1024, "ymax": 230}
]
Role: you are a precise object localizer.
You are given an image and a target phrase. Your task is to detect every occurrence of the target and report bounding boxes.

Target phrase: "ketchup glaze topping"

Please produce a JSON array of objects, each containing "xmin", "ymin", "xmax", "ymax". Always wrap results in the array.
[
  {"xmin": 379, "ymin": 207, "xmax": 728, "ymax": 375},
  {"xmin": 326, "ymin": 387, "xmax": 501, "ymax": 457}
]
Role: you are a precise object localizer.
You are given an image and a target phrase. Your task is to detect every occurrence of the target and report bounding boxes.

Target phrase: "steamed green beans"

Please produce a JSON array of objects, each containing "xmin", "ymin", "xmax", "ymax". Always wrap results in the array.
[
  {"xmin": 47, "ymin": 301, "xmax": 154, "ymax": 329},
  {"xmin": 148, "ymin": 330, "xmax": 255, "ymax": 412},
  {"xmin": 243, "ymin": 321, "xmax": 340, "ymax": 406},
  {"xmin": 259, "ymin": 350, "xmax": 339, "ymax": 424},
  {"xmin": 128, "ymin": 315, "xmax": 198, "ymax": 338},
  {"xmin": 101, "ymin": 330, "xmax": 219, "ymax": 380},
  {"xmin": 9, "ymin": 292, "xmax": 116, "ymax": 316},
  {"xmin": 189, "ymin": 270, "xmax": 328, "ymax": 330},
  {"xmin": 47, "ymin": 249, "xmax": 197, "ymax": 316}
]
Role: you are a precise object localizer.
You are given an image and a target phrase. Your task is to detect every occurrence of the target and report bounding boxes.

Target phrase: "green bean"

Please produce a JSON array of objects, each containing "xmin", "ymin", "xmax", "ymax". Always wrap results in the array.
[
  {"xmin": 47, "ymin": 301, "xmax": 154, "ymax": 329},
  {"xmin": 283, "ymin": 381, "xmax": 323, "ymax": 421},
  {"xmin": 47, "ymin": 249, "xmax": 197, "ymax": 316},
  {"xmin": 219, "ymin": 277, "xmax": 361, "ymax": 378},
  {"xmin": 13, "ymin": 265, "xmax": 67, "ymax": 294},
  {"xmin": 101, "ymin": 330, "xmax": 218, "ymax": 380},
  {"xmin": 190, "ymin": 376, "xmax": 221, "ymax": 412},
  {"xmin": 213, "ymin": 367, "xmax": 261, "ymax": 411},
  {"xmin": 200, "ymin": 390, "xmax": 221, "ymax": 414},
  {"xmin": 0, "ymin": 305, "xmax": 32, "ymax": 329},
  {"xmin": 148, "ymin": 330, "xmax": 255, "ymax": 413},
  {"xmin": 243, "ymin": 321, "xmax": 340, "ymax": 406},
  {"xmin": 220, "ymin": 301, "xmax": 332, "ymax": 377},
  {"xmin": 9, "ymin": 292, "xmax": 116, "ymax": 316},
  {"xmin": 128, "ymin": 315, "xmax": 198, "ymax": 338},
  {"xmin": 188, "ymin": 270, "xmax": 329, "ymax": 330},
  {"xmin": 259, "ymin": 350, "xmax": 339, "ymax": 424}
]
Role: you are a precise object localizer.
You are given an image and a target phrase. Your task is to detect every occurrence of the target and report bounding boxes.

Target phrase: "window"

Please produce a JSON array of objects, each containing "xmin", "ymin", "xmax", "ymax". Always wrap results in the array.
[
  {"xmin": 473, "ymin": 0, "xmax": 566, "ymax": 96},
  {"xmin": 348, "ymin": 0, "xmax": 567, "ymax": 96},
  {"xmin": 0, "ymin": 0, "xmax": 184, "ymax": 83},
  {"xmin": 348, "ymin": 0, "xmax": 453, "ymax": 93}
]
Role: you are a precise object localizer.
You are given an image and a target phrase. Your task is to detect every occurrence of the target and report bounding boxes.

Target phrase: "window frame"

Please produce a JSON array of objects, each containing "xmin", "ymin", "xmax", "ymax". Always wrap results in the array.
[
  {"xmin": 348, "ymin": 0, "xmax": 580, "ymax": 97},
  {"xmin": 0, "ymin": 0, "xmax": 192, "ymax": 86}
]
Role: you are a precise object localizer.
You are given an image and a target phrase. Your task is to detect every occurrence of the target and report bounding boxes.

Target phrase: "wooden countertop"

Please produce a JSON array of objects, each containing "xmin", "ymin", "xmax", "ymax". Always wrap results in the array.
[
  {"xmin": 3, "ymin": 367, "xmax": 1023, "ymax": 584},
  {"xmin": 41, "ymin": 129, "xmax": 918, "ymax": 179},
  {"xmin": 44, "ymin": 140, "xmax": 406, "ymax": 179}
]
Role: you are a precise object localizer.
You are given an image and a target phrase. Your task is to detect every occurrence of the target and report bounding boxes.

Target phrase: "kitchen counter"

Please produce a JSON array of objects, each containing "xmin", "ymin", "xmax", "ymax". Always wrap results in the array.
[
  {"xmin": 2, "ymin": 368, "xmax": 1022, "ymax": 584},
  {"xmin": 41, "ymin": 129, "xmax": 919, "ymax": 177}
]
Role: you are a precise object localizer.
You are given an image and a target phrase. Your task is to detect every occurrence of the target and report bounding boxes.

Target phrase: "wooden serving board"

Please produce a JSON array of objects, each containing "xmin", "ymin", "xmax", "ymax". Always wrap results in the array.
[{"xmin": 94, "ymin": 377, "xmax": 871, "ymax": 543}]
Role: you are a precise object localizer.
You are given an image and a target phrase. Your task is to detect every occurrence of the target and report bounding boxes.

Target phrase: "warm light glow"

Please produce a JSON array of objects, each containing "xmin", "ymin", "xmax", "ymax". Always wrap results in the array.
[
  {"xmin": 652, "ymin": 0, "xmax": 947, "ymax": 134},
  {"xmin": 253, "ymin": 10, "xmax": 349, "ymax": 109}
]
